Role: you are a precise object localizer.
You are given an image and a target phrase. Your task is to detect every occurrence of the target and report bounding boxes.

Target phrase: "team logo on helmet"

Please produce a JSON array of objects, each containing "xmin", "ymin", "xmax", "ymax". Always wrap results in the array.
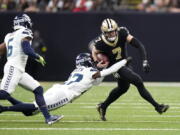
[{"xmin": 13, "ymin": 14, "xmax": 32, "ymax": 30}]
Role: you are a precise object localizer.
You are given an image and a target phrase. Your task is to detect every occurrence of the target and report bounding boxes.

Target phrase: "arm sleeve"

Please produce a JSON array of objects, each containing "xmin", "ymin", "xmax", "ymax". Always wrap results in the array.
[
  {"xmin": 100, "ymin": 59, "xmax": 127, "ymax": 77},
  {"xmin": 21, "ymin": 40, "xmax": 39, "ymax": 59},
  {"xmin": 129, "ymin": 37, "xmax": 147, "ymax": 61},
  {"xmin": 119, "ymin": 27, "xmax": 129, "ymax": 41}
]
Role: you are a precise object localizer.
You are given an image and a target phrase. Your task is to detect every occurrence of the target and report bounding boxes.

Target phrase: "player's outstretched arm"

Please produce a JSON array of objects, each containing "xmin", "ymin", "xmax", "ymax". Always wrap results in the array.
[
  {"xmin": 21, "ymin": 38, "xmax": 46, "ymax": 66},
  {"xmin": 127, "ymin": 34, "xmax": 150, "ymax": 73},
  {"xmin": 92, "ymin": 57, "xmax": 132, "ymax": 79},
  {"xmin": 0, "ymin": 43, "xmax": 6, "ymax": 55}
]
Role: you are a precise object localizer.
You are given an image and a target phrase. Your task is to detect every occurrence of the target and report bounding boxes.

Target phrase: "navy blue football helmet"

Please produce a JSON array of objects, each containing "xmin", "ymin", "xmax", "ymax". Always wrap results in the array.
[
  {"xmin": 13, "ymin": 14, "xmax": 32, "ymax": 30},
  {"xmin": 76, "ymin": 53, "xmax": 94, "ymax": 68}
]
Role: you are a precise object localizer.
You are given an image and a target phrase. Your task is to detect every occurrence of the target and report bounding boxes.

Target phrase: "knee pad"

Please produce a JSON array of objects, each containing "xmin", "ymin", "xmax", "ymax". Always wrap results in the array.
[
  {"xmin": 33, "ymin": 86, "xmax": 43, "ymax": 95},
  {"xmin": 0, "ymin": 90, "xmax": 10, "ymax": 99}
]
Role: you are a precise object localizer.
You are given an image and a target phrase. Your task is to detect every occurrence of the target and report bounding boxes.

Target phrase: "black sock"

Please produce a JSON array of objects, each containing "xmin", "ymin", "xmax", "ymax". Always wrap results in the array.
[
  {"xmin": 7, "ymin": 96, "xmax": 22, "ymax": 105},
  {"xmin": 102, "ymin": 87, "xmax": 121, "ymax": 109},
  {"xmin": 33, "ymin": 86, "xmax": 50, "ymax": 119},
  {"xmin": 136, "ymin": 83, "xmax": 159, "ymax": 108},
  {"xmin": 2, "ymin": 103, "xmax": 36, "ymax": 112},
  {"xmin": 0, "ymin": 90, "xmax": 10, "ymax": 100}
]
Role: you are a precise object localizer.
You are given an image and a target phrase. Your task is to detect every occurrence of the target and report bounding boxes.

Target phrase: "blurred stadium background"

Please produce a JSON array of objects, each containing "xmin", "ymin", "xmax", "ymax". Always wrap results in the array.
[
  {"xmin": 0, "ymin": 0, "xmax": 180, "ymax": 82},
  {"xmin": 0, "ymin": 1, "xmax": 180, "ymax": 135}
]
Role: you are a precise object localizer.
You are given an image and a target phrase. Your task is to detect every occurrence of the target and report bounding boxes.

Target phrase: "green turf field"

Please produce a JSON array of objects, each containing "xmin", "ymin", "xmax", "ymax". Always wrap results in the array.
[{"xmin": 0, "ymin": 82, "xmax": 180, "ymax": 135}]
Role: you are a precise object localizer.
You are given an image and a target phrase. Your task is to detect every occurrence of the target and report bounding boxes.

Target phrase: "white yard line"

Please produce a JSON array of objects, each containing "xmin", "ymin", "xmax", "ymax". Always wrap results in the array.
[
  {"xmin": 2, "ymin": 102, "xmax": 180, "ymax": 106},
  {"xmin": 0, "ymin": 120, "xmax": 180, "ymax": 124},
  {"xmin": 81, "ymin": 106, "xmax": 180, "ymax": 109},
  {"xmin": 1, "ymin": 114, "xmax": 180, "ymax": 118},
  {"xmin": 99, "ymin": 82, "xmax": 180, "ymax": 87},
  {"xmin": 0, "ymin": 127, "xmax": 180, "ymax": 131}
]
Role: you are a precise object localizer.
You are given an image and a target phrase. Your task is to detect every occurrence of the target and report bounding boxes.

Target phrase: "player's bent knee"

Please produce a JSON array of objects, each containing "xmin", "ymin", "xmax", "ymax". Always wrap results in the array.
[
  {"xmin": 33, "ymin": 86, "xmax": 43, "ymax": 95},
  {"xmin": 0, "ymin": 90, "xmax": 10, "ymax": 99}
]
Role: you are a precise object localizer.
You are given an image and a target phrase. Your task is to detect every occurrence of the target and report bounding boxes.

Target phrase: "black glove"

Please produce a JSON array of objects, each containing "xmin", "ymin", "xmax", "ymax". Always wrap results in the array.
[
  {"xmin": 126, "ymin": 57, "xmax": 133, "ymax": 65},
  {"xmin": 143, "ymin": 60, "xmax": 150, "ymax": 73}
]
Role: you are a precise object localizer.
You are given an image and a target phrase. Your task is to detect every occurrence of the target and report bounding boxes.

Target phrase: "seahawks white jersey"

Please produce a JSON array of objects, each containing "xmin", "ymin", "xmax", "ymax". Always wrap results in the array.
[
  {"xmin": 64, "ymin": 66, "xmax": 103, "ymax": 95},
  {"xmin": 4, "ymin": 28, "xmax": 33, "ymax": 72},
  {"xmin": 33, "ymin": 66, "xmax": 103, "ymax": 110}
]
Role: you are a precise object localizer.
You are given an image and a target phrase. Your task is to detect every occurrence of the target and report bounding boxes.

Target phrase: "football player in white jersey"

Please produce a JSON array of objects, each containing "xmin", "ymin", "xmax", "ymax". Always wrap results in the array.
[
  {"xmin": 0, "ymin": 14, "xmax": 62, "ymax": 124},
  {"xmin": 0, "ymin": 53, "xmax": 131, "ymax": 116}
]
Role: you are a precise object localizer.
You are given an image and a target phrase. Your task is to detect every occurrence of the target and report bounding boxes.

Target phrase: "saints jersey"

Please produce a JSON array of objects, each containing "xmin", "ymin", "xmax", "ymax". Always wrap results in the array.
[
  {"xmin": 92, "ymin": 27, "xmax": 129, "ymax": 66},
  {"xmin": 64, "ymin": 66, "xmax": 104, "ymax": 95},
  {"xmin": 4, "ymin": 28, "xmax": 33, "ymax": 72}
]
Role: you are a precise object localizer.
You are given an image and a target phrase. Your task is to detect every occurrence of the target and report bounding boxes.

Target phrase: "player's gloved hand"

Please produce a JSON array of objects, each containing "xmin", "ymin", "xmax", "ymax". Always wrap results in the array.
[
  {"xmin": 143, "ymin": 60, "xmax": 150, "ymax": 73},
  {"xmin": 126, "ymin": 57, "xmax": 133, "ymax": 65},
  {"xmin": 36, "ymin": 55, "xmax": 46, "ymax": 66}
]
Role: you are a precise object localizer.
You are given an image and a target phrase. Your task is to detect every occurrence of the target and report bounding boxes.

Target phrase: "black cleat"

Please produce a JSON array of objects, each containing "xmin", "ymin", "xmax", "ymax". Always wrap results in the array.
[
  {"xmin": 97, "ymin": 103, "xmax": 107, "ymax": 121},
  {"xmin": 22, "ymin": 108, "xmax": 39, "ymax": 116},
  {"xmin": 45, "ymin": 115, "xmax": 64, "ymax": 125},
  {"xmin": 155, "ymin": 104, "xmax": 169, "ymax": 114},
  {"xmin": 22, "ymin": 111, "xmax": 34, "ymax": 116}
]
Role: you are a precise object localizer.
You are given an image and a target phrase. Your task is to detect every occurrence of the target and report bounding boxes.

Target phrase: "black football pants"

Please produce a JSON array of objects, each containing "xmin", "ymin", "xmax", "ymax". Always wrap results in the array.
[{"xmin": 101, "ymin": 66, "xmax": 159, "ymax": 109}]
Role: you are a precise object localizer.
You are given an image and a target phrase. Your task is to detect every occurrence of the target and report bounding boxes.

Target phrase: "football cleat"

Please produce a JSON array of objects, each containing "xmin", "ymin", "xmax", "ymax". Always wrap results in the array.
[
  {"xmin": 155, "ymin": 104, "xmax": 169, "ymax": 114},
  {"xmin": 45, "ymin": 115, "xmax": 64, "ymax": 125},
  {"xmin": 22, "ymin": 110, "xmax": 36, "ymax": 116},
  {"xmin": 97, "ymin": 103, "xmax": 107, "ymax": 121}
]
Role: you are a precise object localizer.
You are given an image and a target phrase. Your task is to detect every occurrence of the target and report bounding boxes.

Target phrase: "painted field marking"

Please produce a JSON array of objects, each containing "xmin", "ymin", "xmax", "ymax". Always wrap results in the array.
[
  {"xmin": 0, "ymin": 120, "xmax": 180, "ymax": 124},
  {"xmin": 0, "ymin": 128, "xmax": 180, "ymax": 131}
]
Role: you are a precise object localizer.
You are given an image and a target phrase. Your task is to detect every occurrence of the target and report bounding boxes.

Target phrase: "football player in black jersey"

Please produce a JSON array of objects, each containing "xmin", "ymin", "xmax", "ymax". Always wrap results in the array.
[{"xmin": 89, "ymin": 18, "xmax": 169, "ymax": 121}]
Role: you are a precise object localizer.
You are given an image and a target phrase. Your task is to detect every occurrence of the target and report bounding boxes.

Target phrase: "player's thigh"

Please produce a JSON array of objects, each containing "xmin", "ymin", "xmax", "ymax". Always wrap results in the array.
[
  {"xmin": 0, "ymin": 65, "xmax": 22, "ymax": 94},
  {"xmin": 118, "ymin": 66, "xmax": 143, "ymax": 83},
  {"xmin": 117, "ymin": 78, "xmax": 130, "ymax": 91},
  {"xmin": 36, "ymin": 85, "xmax": 71, "ymax": 110},
  {"xmin": 19, "ymin": 73, "xmax": 40, "ymax": 91}
]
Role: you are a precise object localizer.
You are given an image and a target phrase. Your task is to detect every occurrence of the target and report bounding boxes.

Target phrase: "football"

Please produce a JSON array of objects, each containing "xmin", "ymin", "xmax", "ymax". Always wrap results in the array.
[{"xmin": 97, "ymin": 53, "xmax": 109, "ymax": 64}]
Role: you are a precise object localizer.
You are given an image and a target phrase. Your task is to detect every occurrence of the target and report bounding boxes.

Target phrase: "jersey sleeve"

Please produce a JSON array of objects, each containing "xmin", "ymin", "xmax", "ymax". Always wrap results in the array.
[
  {"xmin": 4, "ymin": 33, "xmax": 11, "ymax": 45},
  {"xmin": 21, "ymin": 29, "xmax": 33, "ymax": 39},
  {"xmin": 118, "ymin": 27, "xmax": 129, "ymax": 41}
]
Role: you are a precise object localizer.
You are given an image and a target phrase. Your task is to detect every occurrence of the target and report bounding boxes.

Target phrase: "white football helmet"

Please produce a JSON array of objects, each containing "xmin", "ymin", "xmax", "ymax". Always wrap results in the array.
[
  {"xmin": 101, "ymin": 18, "xmax": 119, "ymax": 42},
  {"xmin": 13, "ymin": 14, "xmax": 32, "ymax": 30}
]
